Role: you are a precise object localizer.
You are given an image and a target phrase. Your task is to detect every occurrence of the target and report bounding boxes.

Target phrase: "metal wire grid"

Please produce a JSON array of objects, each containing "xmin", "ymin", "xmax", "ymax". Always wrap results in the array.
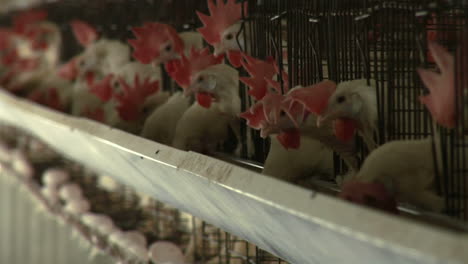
[
  {"xmin": 237, "ymin": 0, "xmax": 291, "ymax": 162},
  {"xmin": 195, "ymin": 221, "xmax": 288, "ymax": 264},
  {"xmin": 436, "ymin": 14, "xmax": 468, "ymax": 220}
]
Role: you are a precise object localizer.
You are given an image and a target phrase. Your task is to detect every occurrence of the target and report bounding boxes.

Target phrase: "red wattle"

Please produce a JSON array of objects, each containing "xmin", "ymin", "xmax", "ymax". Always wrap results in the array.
[
  {"xmin": 334, "ymin": 118, "xmax": 357, "ymax": 142},
  {"xmin": 196, "ymin": 93, "xmax": 213, "ymax": 108},
  {"xmin": 276, "ymin": 128, "xmax": 301, "ymax": 150}
]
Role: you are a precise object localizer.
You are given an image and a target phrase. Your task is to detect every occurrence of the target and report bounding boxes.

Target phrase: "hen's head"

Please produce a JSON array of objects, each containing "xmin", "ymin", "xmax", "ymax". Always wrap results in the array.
[
  {"xmin": 309, "ymin": 79, "xmax": 375, "ymax": 142},
  {"xmin": 128, "ymin": 23, "xmax": 184, "ymax": 65},
  {"xmin": 73, "ymin": 40, "xmax": 130, "ymax": 87},
  {"xmin": 167, "ymin": 47, "xmax": 224, "ymax": 106},
  {"xmin": 20, "ymin": 22, "xmax": 61, "ymax": 53},
  {"xmin": 68, "ymin": 20, "xmax": 101, "ymax": 84},
  {"xmin": 339, "ymin": 181, "xmax": 398, "ymax": 214},
  {"xmin": 197, "ymin": 0, "xmax": 248, "ymax": 67},
  {"xmin": 188, "ymin": 64, "xmax": 238, "ymax": 108},
  {"xmin": 318, "ymin": 79, "xmax": 374, "ymax": 125}
]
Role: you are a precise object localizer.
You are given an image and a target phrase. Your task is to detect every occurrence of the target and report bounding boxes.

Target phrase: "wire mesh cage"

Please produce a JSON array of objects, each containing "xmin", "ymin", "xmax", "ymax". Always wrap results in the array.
[
  {"xmin": 436, "ymin": 12, "xmax": 468, "ymax": 220},
  {"xmin": 0, "ymin": 0, "xmax": 468, "ymax": 258}
]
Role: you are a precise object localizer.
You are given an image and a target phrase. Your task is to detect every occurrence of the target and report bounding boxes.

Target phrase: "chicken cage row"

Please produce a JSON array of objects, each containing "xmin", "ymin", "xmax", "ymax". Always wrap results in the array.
[
  {"xmin": 0, "ymin": 0, "xmax": 467, "ymax": 224},
  {"xmin": 0, "ymin": 123, "xmax": 288, "ymax": 264}
]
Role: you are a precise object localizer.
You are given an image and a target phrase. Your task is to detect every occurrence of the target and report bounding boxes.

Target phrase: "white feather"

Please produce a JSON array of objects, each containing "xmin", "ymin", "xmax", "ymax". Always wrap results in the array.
[
  {"xmin": 263, "ymin": 136, "xmax": 334, "ymax": 182},
  {"xmin": 141, "ymin": 92, "xmax": 191, "ymax": 145}
]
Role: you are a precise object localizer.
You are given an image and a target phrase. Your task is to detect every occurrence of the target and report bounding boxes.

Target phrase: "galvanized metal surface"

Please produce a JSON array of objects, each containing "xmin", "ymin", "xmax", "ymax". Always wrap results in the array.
[
  {"xmin": 0, "ymin": 165, "xmax": 115, "ymax": 264},
  {"xmin": 0, "ymin": 90, "xmax": 467, "ymax": 264}
]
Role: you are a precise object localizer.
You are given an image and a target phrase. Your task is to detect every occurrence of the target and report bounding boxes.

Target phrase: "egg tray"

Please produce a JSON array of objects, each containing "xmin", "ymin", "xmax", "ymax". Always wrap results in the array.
[{"xmin": 0, "ymin": 126, "xmax": 288, "ymax": 264}]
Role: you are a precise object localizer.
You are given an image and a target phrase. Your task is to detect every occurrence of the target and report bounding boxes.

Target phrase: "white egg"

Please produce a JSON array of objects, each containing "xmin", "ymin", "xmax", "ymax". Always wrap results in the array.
[
  {"xmin": 81, "ymin": 213, "xmax": 102, "ymax": 226},
  {"xmin": 59, "ymin": 183, "xmax": 83, "ymax": 201},
  {"xmin": 97, "ymin": 175, "xmax": 120, "ymax": 192},
  {"xmin": 11, "ymin": 151, "xmax": 33, "ymax": 179},
  {"xmin": 138, "ymin": 193, "xmax": 155, "ymax": 208},
  {"xmin": 148, "ymin": 241, "xmax": 186, "ymax": 264},
  {"xmin": 108, "ymin": 230, "xmax": 126, "ymax": 245},
  {"xmin": 64, "ymin": 199, "xmax": 90, "ymax": 215},
  {"xmin": 42, "ymin": 168, "xmax": 69, "ymax": 188},
  {"xmin": 95, "ymin": 215, "xmax": 116, "ymax": 235},
  {"xmin": 123, "ymin": 231, "xmax": 147, "ymax": 248},
  {"xmin": 82, "ymin": 213, "xmax": 116, "ymax": 235},
  {"xmin": 41, "ymin": 186, "xmax": 59, "ymax": 205},
  {"xmin": 128, "ymin": 243, "xmax": 149, "ymax": 262}
]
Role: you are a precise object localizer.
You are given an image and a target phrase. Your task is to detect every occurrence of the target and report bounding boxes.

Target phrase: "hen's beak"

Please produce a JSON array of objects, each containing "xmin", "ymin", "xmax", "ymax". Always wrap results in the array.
[
  {"xmin": 260, "ymin": 124, "xmax": 280, "ymax": 138},
  {"xmin": 317, "ymin": 109, "xmax": 344, "ymax": 128},
  {"xmin": 213, "ymin": 44, "xmax": 226, "ymax": 57}
]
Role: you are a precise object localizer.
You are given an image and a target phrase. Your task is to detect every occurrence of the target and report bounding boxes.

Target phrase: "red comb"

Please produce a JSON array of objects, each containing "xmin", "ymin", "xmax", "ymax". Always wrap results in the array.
[
  {"xmin": 276, "ymin": 128, "xmax": 300, "ymax": 150},
  {"xmin": 70, "ymin": 20, "xmax": 98, "ymax": 46},
  {"xmin": 425, "ymin": 14, "xmax": 458, "ymax": 63},
  {"xmin": 261, "ymin": 93, "xmax": 286, "ymax": 125},
  {"xmin": 240, "ymin": 54, "xmax": 277, "ymax": 100},
  {"xmin": 285, "ymin": 80, "xmax": 337, "ymax": 115},
  {"xmin": 168, "ymin": 47, "xmax": 224, "ymax": 90},
  {"xmin": 114, "ymin": 75, "xmax": 159, "ymax": 121},
  {"xmin": 418, "ymin": 42, "xmax": 455, "ymax": 128},
  {"xmin": 339, "ymin": 181, "xmax": 399, "ymax": 214},
  {"xmin": 196, "ymin": 0, "xmax": 247, "ymax": 45},
  {"xmin": 240, "ymin": 103, "xmax": 267, "ymax": 130},
  {"xmin": 128, "ymin": 22, "xmax": 184, "ymax": 64},
  {"xmin": 89, "ymin": 74, "xmax": 114, "ymax": 102},
  {"xmin": 13, "ymin": 9, "xmax": 47, "ymax": 34},
  {"xmin": 280, "ymin": 99, "xmax": 307, "ymax": 128},
  {"xmin": 58, "ymin": 58, "xmax": 79, "ymax": 81},
  {"xmin": 240, "ymin": 92, "xmax": 286, "ymax": 126},
  {"xmin": 265, "ymin": 68, "xmax": 290, "ymax": 95}
]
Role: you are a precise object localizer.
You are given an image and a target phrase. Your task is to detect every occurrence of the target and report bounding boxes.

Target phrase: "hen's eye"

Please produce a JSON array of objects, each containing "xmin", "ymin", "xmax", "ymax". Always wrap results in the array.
[
  {"xmin": 225, "ymin": 33, "xmax": 233, "ymax": 40},
  {"xmin": 197, "ymin": 76, "xmax": 204, "ymax": 83},
  {"xmin": 337, "ymin": 96, "xmax": 346, "ymax": 103},
  {"xmin": 164, "ymin": 44, "xmax": 172, "ymax": 52},
  {"xmin": 280, "ymin": 111, "xmax": 286, "ymax": 117},
  {"xmin": 112, "ymin": 80, "xmax": 120, "ymax": 88}
]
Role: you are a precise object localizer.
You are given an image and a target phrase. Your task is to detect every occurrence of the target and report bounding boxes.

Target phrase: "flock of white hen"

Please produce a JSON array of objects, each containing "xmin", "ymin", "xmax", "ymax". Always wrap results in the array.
[{"xmin": 0, "ymin": 0, "xmax": 461, "ymax": 215}]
